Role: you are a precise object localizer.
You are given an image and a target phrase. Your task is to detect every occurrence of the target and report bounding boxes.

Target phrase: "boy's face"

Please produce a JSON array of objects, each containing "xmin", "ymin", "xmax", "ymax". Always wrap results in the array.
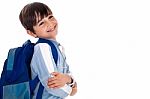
[{"xmin": 29, "ymin": 14, "xmax": 58, "ymax": 40}]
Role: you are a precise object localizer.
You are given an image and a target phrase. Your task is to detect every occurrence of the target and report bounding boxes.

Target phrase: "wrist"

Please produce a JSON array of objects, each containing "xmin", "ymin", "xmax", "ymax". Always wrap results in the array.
[
  {"xmin": 66, "ymin": 75, "xmax": 72, "ymax": 84},
  {"xmin": 67, "ymin": 76, "xmax": 76, "ymax": 87}
]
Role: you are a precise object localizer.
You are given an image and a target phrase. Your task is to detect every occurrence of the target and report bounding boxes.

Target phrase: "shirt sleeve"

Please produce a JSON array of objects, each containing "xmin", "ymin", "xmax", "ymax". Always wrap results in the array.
[{"xmin": 30, "ymin": 43, "xmax": 72, "ymax": 98}]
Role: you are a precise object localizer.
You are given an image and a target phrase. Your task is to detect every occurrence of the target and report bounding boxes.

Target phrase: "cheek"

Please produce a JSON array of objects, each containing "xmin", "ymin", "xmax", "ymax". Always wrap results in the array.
[
  {"xmin": 53, "ymin": 19, "xmax": 58, "ymax": 25},
  {"xmin": 34, "ymin": 27, "xmax": 46, "ymax": 35},
  {"xmin": 35, "ymin": 28, "xmax": 42, "ymax": 33}
]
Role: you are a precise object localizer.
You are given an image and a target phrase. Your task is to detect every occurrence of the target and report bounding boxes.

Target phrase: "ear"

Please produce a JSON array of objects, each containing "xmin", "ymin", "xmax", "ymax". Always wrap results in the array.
[{"xmin": 27, "ymin": 30, "xmax": 37, "ymax": 38}]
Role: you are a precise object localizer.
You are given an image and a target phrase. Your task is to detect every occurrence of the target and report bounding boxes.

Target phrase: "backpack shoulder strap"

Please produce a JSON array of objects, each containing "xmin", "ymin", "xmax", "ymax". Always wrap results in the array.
[
  {"xmin": 36, "ymin": 38, "xmax": 58, "ymax": 64},
  {"xmin": 7, "ymin": 48, "xmax": 17, "ymax": 71}
]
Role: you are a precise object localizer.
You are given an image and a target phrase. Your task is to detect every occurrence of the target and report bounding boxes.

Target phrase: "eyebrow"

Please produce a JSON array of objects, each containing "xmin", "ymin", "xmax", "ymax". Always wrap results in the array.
[
  {"xmin": 36, "ymin": 16, "xmax": 43, "ymax": 24},
  {"xmin": 37, "ymin": 14, "xmax": 53, "ymax": 24},
  {"xmin": 37, "ymin": 19, "xmax": 42, "ymax": 24}
]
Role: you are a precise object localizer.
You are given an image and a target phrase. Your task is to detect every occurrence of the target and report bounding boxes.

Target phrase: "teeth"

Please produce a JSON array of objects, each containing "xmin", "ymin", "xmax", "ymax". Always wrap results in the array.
[
  {"xmin": 47, "ymin": 29, "xmax": 53, "ymax": 32},
  {"xmin": 47, "ymin": 25, "xmax": 56, "ymax": 32}
]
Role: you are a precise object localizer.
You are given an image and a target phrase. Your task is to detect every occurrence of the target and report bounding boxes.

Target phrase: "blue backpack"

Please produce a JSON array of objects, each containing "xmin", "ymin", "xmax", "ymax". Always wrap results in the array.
[{"xmin": 0, "ymin": 38, "xmax": 58, "ymax": 99}]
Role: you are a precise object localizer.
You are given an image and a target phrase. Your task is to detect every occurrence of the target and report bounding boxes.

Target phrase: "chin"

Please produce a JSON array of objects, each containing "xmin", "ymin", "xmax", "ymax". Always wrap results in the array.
[{"xmin": 53, "ymin": 29, "xmax": 58, "ymax": 35}]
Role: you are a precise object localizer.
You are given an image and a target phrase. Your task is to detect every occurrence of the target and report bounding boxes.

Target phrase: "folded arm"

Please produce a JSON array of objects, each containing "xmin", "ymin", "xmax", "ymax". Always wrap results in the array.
[{"xmin": 31, "ymin": 43, "xmax": 72, "ymax": 98}]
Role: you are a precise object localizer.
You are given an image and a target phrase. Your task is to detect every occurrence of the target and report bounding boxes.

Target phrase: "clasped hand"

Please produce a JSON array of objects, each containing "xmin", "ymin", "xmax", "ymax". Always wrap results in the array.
[{"xmin": 47, "ymin": 72, "xmax": 71, "ymax": 89}]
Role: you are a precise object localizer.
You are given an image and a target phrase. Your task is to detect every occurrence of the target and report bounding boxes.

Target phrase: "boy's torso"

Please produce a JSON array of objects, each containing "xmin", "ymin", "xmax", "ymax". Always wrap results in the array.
[{"xmin": 31, "ymin": 39, "xmax": 69, "ymax": 99}]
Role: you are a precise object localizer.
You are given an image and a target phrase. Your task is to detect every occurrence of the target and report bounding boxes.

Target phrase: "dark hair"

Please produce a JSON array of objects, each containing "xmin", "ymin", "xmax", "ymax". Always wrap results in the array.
[{"xmin": 19, "ymin": 2, "xmax": 52, "ymax": 33}]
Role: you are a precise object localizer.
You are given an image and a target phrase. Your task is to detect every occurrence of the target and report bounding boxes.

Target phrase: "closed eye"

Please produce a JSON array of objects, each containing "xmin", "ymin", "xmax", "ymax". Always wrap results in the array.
[
  {"xmin": 48, "ymin": 15, "xmax": 53, "ymax": 19},
  {"xmin": 39, "ymin": 22, "xmax": 44, "ymax": 26}
]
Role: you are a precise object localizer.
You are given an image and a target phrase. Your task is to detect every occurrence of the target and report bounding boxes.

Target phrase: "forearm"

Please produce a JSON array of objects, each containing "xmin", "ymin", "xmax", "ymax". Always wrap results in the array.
[{"xmin": 47, "ymin": 73, "xmax": 77, "ymax": 96}]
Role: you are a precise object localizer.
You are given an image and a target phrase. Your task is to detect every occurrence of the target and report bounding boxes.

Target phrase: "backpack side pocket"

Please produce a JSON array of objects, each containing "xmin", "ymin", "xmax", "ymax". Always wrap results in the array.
[{"xmin": 3, "ymin": 82, "xmax": 30, "ymax": 99}]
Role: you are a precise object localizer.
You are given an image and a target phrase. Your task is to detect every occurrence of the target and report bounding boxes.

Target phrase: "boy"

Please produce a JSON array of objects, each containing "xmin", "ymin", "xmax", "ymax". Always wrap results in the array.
[{"xmin": 19, "ymin": 2, "xmax": 77, "ymax": 99}]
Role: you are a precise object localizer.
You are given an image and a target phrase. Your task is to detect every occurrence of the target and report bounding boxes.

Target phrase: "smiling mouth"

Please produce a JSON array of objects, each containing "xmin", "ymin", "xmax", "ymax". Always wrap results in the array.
[{"xmin": 47, "ymin": 25, "xmax": 57, "ymax": 32}]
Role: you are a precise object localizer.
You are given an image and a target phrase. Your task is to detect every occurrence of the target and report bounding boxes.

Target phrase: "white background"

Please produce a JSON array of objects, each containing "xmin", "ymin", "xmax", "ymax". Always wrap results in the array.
[{"xmin": 0, "ymin": 0, "xmax": 150, "ymax": 99}]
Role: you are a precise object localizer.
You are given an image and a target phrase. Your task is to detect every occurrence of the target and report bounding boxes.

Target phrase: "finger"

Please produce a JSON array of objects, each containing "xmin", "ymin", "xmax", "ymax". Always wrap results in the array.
[
  {"xmin": 48, "ymin": 82, "xmax": 65, "ymax": 88},
  {"xmin": 48, "ymin": 77, "xmax": 57, "ymax": 82},
  {"xmin": 51, "ymin": 72, "xmax": 59, "ymax": 76},
  {"xmin": 47, "ymin": 79, "xmax": 59, "ymax": 86},
  {"xmin": 52, "ymin": 85, "xmax": 62, "ymax": 89},
  {"xmin": 48, "ymin": 81, "xmax": 56, "ymax": 88},
  {"xmin": 48, "ymin": 83, "xmax": 60, "ymax": 88}
]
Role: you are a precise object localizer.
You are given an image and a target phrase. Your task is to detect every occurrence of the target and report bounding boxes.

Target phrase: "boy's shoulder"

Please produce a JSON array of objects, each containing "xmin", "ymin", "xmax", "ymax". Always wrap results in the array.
[
  {"xmin": 34, "ymin": 43, "xmax": 51, "ymax": 54},
  {"xmin": 35, "ymin": 38, "xmax": 59, "ymax": 50},
  {"xmin": 35, "ymin": 43, "xmax": 50, "ymax": 48}
]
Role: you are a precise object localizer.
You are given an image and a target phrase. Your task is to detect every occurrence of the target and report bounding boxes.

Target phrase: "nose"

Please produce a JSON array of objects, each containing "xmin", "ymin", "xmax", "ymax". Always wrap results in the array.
[
  {"xmin": 47, "ymin": 18, "xmax": 56, "ymax": 28},
  {"xmin": 46, "ymin": 20, "xmax": 53, "ymax": 27}
]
